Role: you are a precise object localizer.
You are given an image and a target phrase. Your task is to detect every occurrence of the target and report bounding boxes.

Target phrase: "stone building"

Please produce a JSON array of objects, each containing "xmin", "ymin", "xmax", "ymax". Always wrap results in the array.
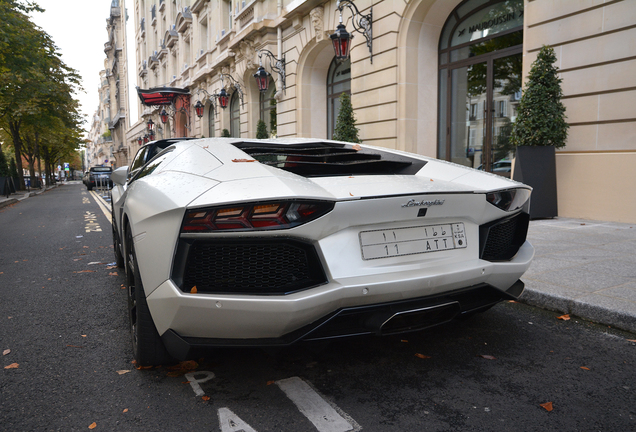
[
  {"xmin": 85, "ymin": 70, "xmax": 114, "ymax": 169},
  {"xmin": 102, "ymin": 0, "xmax": 131, "ymax": 169},
  {"xmin": 128, "ymin": 0, "xmax": 635, "ymax": 223}
]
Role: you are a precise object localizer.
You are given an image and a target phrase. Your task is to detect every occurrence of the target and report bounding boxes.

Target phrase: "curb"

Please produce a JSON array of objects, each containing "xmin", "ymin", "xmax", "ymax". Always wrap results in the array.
[
  {"xmin": 0, "ymin": 185, "xmax": 58, "ymax": 209},
  {"xmin": 520, "ymin": 287, "xmax": 636, "ymax": 334}
]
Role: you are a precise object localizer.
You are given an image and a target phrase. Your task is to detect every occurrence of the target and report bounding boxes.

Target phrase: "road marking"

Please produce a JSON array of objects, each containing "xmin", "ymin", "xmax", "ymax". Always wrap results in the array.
[
  {"xmin": 89, "ymin": 190, "xmax": 112, "ymax": 225},
  {"xmin": 82, "ymin": 197, "xmax": 90, "ymax": 204},
  {"xmin": 84, "ymin": 211, "xmax": 102, "ymax": 233},
  {"xmin": 276, "ymin": 377, "xmax": 357, "ymax": 432},
  {"xmin": 184, "ymin": 371, "xmax": 215, "ymax": 397},
  {"xmin": 218, "ymin": 408, "xmax": 258, "ymax": 432}
]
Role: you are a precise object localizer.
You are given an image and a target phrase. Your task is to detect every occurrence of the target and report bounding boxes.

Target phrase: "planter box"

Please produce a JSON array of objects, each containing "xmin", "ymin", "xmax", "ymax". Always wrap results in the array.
[{"xmin": 512, "ymin": 146, "xmax": 558, "ymax": 219}]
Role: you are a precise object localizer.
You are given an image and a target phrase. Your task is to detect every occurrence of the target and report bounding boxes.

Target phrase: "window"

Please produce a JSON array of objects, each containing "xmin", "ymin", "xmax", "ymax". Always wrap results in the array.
[
  {"xmin": 326, "ymin": 57, "xmax": 351, "ymax": 139},
  {"xmin": 208, "ymin": 105, "xmax": 215, "ymax": 137},
  {"xmin": 230, "ymin": 92, "xmax": 240, "ymax": 137},
  {"xmin": 260, "ymin": 80, "xmax": 276, "ymax": 137}
]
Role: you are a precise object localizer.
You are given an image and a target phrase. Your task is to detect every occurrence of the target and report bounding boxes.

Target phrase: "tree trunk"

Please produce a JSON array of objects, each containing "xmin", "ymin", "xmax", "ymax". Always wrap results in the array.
[{"xmin": 8, "ymin": 120, "xmax": 25, "ymax": 190}]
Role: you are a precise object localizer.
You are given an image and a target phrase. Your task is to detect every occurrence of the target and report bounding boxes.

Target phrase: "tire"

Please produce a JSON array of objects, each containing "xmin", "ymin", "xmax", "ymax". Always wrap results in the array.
[
  {"xmin": 111, "ymin": 215, "xmax": 124, "ymax": 268},
  {"xmin": 125, "ymin": 227, "xmax": 173, "ymax": 366},
  {"xmin": 87, "ymin": 184, "xmax": 93, "ymax": 191}
]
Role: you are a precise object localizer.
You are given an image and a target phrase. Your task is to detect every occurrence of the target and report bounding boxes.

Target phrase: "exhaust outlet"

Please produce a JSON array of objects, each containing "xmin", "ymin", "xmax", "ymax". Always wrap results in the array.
[{"xmin": 377, "ymin": 302, "xmax": 461, "ymax": 335}]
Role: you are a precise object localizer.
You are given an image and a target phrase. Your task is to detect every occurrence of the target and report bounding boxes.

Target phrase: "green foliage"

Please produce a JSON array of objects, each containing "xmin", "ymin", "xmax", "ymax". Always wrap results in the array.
[
  {"xmin": 0, "ymin": 147, "xmax": 9, "ymax": 176},
  {"xmin": 256, "ymin": 120, "xmax": 268, "ymax": 139},
  {"xmin": 102, "ymin": 130, "xmax": 111, "ymax": 138},
  {"xmin": 221, "ymin": 129, "xmax": 231, "ymax": 137},
  {"xmin": 332, "ymin": 93, "xmax": 361, "ymax": 144},
  {"xmin": 269, "ymin": 99, "xmax": 277, "ymax": 137},
  {"xmin": 510, "ymin": 46, "xmax": 568, "ymax": 148}
]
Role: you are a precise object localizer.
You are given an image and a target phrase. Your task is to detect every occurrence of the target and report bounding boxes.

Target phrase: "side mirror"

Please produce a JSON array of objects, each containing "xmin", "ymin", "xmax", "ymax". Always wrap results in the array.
[{"xmin": 111, "ymin": 166, "xmax": 129, "ymax": 186}]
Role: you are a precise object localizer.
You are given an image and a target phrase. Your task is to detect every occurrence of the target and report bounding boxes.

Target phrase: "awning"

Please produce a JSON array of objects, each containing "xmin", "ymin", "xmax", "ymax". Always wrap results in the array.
[{"xmin": 136, "ymin": 87, "xmax": 190, "ymax": 106}]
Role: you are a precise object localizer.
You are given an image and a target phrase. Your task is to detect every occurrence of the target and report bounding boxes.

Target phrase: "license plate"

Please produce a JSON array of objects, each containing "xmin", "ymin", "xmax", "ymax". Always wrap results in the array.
[{"xmin": 359, "ymin": 223, "xmax": 467, "ymax": 260}]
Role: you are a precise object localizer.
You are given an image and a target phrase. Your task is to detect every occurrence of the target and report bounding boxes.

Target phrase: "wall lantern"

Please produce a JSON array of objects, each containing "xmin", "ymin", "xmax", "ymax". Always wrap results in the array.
[
  {"xmin": 137, "ymin": 136, "xmax": 143, "ymax": 146},
  {"xmin": 194, "ymin": 100, "xmax": 205, "ymax": 118},
  {"xmin": 147, "ymin": 118, "xmax": 155, "ymax": 133},
  {"xmin": 160, "ymin": 109, "xmax": 169, "ymax": 124},
  {"xmin": 330, "ymin": 0, "xmax": 373, "ymax": 63},
  {"xmin": 217, "ymin": 88, "xmax": 229, "ymax": 109},
  {"xmin": 143, "ymin": 135, "xmax": 149, "ymax": 144},
  {"xmin": 253, "ymin": 49, "xmax": 286, "ymax": 93}
]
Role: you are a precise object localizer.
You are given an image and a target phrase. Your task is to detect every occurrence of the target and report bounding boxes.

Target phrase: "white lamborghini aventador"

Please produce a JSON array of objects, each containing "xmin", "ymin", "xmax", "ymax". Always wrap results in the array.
[{"xmin": 111, "ymin": 138, "xmax": 534, "ymax": 366}]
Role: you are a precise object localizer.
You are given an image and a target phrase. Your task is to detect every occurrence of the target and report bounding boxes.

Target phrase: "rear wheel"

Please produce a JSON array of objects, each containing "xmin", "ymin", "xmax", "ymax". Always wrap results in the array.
[{"xmin": 125, "ymin": 227, "xmax": 173, "ymax": 366}]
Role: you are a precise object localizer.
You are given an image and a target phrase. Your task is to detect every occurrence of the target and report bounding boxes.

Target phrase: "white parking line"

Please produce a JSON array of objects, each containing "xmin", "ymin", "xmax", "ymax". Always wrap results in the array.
[
  {"xmin": 276, "ymin": 377, "xmax": 357, "ymax": 432},
  {"xmin": 89, "ymin": 190, "xmax": 111, "ymax": 225},
  {"xmin": 218, "ymin": 408, "xmax": 258, "ymax": 432}
]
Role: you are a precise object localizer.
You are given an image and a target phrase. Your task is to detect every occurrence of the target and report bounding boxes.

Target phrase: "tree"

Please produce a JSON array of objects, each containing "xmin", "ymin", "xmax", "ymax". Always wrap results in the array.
[
  {"xmin": 0, "ymin": 0, "xmax": 83, "ymax": 189},
  {"xmin": 256, "ymin": 119, "xmax": 268, "ymax": 139},
  {"xmin": 510, "ymin": 46, "xmax": 568, "ymax": 148},
  {"xmin": 0, "ymin": 146, "xmax": 9, "ymax": 176},
  {"xmin": 332, "ymin": 92, "xmax": 360, "ymax": 143},
  {"xmin": 269, "ymin": 99, "xmax": 277, "ymax": 137}
]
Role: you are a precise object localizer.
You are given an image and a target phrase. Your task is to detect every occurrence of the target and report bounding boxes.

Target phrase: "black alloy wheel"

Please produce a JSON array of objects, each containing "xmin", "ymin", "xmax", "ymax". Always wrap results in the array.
[{"xmin": 124, "ymin": 226, "xmax": 173, "ymax": 366}]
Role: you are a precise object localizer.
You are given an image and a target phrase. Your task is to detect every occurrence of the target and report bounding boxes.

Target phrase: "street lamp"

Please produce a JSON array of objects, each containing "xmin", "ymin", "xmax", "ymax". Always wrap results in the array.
[
  {"xmin": 217, "ymin": 88, "xmax": 229, "ymax": 109},
  {"xmin": 253, "ymin": 49, "xmax": 286, "ymax": 93},
  {"xmin": 330, "ymin": 0, "xmax": 373, "ymax": 63},
  {"xmin": 194, "ymin": 100, "xmax": 205, "ymax": 118},
  {"xmin": 137, "ymin": 136, "xmax": 143, "ymax": 146},
  {"xmin": 160, "ymin": 109, "xmax": 169, "ymax": 124},
  {"xmin": 147, "ymin": 118, "xmax": 155, "ymax": 133}
]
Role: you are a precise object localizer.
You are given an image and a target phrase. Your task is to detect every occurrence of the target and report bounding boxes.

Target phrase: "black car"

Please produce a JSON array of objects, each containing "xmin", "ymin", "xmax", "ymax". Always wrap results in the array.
[{"xmin": 85, "ymin": 166, "xmax": 113, "ymax": 190}]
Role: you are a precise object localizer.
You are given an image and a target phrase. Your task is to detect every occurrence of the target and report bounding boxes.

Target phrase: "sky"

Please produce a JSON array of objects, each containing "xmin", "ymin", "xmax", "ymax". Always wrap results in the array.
[{"xmin": 29, "ymin": 0, "xmax": 138, "ymax": 137}]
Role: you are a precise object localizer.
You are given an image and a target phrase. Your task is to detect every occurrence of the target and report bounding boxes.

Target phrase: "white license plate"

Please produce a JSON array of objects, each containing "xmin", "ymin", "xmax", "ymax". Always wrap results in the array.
[{"xmin": 359, "ymin": 223, "xmax": 467, "ymax": 260}]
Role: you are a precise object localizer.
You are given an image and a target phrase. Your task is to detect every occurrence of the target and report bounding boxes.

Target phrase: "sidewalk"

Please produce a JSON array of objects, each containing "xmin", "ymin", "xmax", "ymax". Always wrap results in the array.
[
  {"xmin": 0, "ymin": 183, "xmax": 59, "ymax": 209},
  {"xmin": 521, "ymin": 218, "xmax": 636, "ymax": 334}
]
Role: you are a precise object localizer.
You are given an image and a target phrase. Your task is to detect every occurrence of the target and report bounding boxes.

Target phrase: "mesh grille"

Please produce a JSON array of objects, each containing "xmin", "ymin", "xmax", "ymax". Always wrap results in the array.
[
  {"xmin": 182, "ymin": 240, "xmax": 326, "ymax": 295},
  {"xmin": 480, "ymin": 213, "xmax": 529, "ymax": 261}
]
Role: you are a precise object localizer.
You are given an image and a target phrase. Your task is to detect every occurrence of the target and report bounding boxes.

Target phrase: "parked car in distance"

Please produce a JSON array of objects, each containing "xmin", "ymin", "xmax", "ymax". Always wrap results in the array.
[
  {"xmin": 85, "ymin": 166, "xmax": 113, "ymax": 190},
  {"xmin": 111, "ymin": 138, "xmax": 534, "ymax": 366}
]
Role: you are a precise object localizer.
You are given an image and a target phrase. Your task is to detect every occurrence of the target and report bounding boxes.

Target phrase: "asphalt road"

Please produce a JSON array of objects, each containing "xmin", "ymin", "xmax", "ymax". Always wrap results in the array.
[{"xmin": 1, "ymin": 183, "xmax": 635, "ymax": 432}]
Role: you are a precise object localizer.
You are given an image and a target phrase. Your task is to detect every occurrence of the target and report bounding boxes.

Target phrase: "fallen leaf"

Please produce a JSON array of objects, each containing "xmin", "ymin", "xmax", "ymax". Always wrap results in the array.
[
  {"xmin": 87, "ymin": 262, "xmax": 103, "ymax": 265},
  {"xmin": 479, "ymin": 355, "xmax": 496, "ymax": 360},
  {"xmin": 135, "ymin": 365, "xmax": 153, "ymax": 370},
  {"xmin": 3, "ymin": 349, "xmax": 10, "ymax": 356},
  {"xmin": 203, "ymin": 145, "xmax": 209, "ymax": 149},
  {"xmin": 182, "ymin": 381, "xmax": 191, "ymax": 384},
  {"xmin": 83, "ymin": 246, "xmax": 89, "ymax": 248},
  {"xmin": 81, "ymin": 335, "xmax": 87, "ymax": 338},
  {"xmin": 508, "ymin": 300, "xmax": 518, "ymax": 303},
  {"xmin": 232, "ymin": 159, "xmax": 256, "ymax": 163},
  {"xmin": 349, "ymin": 192, "xmax": 354, "ymax": 196},
  {"xmin": 557, "ymin": 314, "xmax": 571, "ymax": 321},
  {"xmin": 73, "ymin": 270, "xmax": 96, "ymax": 274},
  {"xmin": 267, "ymin": 381, "xmax": 276, "ymax": 385},
  {"xmin": 89, "ymin": 422, "xmax": 97, "ymax": 429},
  {"xmin": 201, "ymin": 396, "xmax": 211, "ymax": 401},
  {"xmin": 106, "ymin": 266, "xmax": 117, "ymax": 270},
  {"xmin": 191, "ymin": 286, "xmax": 198, "ymax": 294},
  {"xmin": 123, "ymin": 409, "xmax": 128, "ymax": 413},
  {"xmin": 415, "ymin": 353, "xmax": 431, "ymax": 359},
  {"xmin": 116, "ymin": 370, "xmax": 131, "ymax": 375},
  {"xmin": 352, "ymin": 144, "xmax": 361, "ymax": 151},
  {"xmin": 627, "ymin": 339, "xmax": 636, "ymax": 343},
  {"xmin": 401, "ymin": 340, "xmax": 408, "ymax": 343},
  {"xmin": 580, "ymin": 366, "xmax": 590, "ymax": 371},
  {"xmin": 109, "ymin": 272, "xmax": 118, "ymax": 276},
  {"xmin": 4, "ymin": 363, "xmax": 18, "ymax": 369},
  {"xmin": 540, "ymin": 402, "xmax": 553, "ymax": 412}
]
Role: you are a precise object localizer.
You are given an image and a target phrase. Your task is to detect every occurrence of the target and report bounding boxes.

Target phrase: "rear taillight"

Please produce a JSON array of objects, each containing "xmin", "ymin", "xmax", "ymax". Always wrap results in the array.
[{"xmin": 182, "ymin": 200, "xmax": 334, "ymax": 232}]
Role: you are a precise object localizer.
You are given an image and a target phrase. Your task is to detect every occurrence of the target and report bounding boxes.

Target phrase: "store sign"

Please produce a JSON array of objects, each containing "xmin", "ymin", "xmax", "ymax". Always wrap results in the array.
[{"xmin": 467, "ymin": 10, "xmax": 522, "ymax": 34}]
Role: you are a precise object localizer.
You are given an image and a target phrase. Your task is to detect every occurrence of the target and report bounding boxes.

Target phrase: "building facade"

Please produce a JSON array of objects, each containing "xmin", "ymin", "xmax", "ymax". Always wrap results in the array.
[{"xmin": 128, "ymin": 0, "xmax": 636, "ymax": 223}]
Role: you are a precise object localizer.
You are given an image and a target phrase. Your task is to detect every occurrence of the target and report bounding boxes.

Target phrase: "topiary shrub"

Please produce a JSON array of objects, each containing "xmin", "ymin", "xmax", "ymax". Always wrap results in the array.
[
  {"xmin": 332, "ymin": 92, "xmax": 361, "ymax": 144},
  {"xmin": 510, "ymin": 45, "xmax": 568, "ymax": 148}
]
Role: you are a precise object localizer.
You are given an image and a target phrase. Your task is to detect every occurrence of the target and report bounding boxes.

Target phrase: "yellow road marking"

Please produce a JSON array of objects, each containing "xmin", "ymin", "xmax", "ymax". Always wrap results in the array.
[{"xmin": 89, "ymin": 190, "xmax": 112, "ymax": 225}]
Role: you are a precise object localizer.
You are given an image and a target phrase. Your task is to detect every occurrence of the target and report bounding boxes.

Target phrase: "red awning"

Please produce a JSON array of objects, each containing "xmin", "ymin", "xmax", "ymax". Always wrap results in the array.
[{"xmin": 136, "ymin": 87, "xmax": 190, "ymax": 106}]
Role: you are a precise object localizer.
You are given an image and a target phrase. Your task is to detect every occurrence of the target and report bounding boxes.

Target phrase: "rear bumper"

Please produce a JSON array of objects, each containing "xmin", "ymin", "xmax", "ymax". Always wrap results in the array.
[{"xmin": 161, "ymin": 280, "xmax": 524, "ymax": 360}]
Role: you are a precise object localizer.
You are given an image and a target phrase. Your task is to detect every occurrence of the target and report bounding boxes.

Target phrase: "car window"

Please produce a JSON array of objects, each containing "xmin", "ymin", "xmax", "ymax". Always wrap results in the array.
[
  {"xmin": 130, "ymin": 147, "xmax": 149, "ymax": 173},
  {"xmin": 91, "ymin": 167, "xmax": 112, "ymax": 173},
  {"xmin": 132, "ymin": 148, "xmax": 175, "ymax": 182}
]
